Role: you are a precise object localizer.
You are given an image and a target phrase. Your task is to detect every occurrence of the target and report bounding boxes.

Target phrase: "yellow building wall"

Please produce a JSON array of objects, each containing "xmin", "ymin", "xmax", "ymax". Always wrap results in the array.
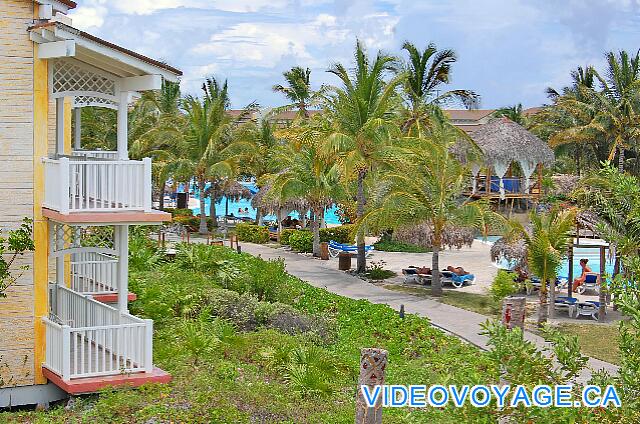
[{"xmin": 0, "ymin": 0, "xmax": 37, "ymax": 388}]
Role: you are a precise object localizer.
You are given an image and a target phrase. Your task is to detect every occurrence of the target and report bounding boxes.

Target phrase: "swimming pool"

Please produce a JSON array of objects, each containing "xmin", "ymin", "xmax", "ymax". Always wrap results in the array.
[
  {"xmin": 188, "ymin": 182, "xmax": 344, "ymax": 225},
  {"xmin": 483, "ymin": 236, "xmax": 616, "ymax": 279}
]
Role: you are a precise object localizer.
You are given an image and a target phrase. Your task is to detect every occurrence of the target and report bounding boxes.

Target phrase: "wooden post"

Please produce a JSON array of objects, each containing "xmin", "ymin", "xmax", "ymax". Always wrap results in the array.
[
  {"xmin": 537, "ymin": 164, "xmax": 543, "ymax": 199},
  {"xmin": 356, "ymin": 348, "xmax": 387, "ymax": 424},
  {"xmin": 568, "ymin": 247, "xmax": 574, "ymax": 298},
  {"xmin": 501, "ymin": 296, "xmax": 526, "ymax": 330},
  {"xmin": 599, "ymin": 246, "xmax": 607, "ymax": 322},
  {"xmin": 485, "ymin": 168, "xmax": 491, "ymax": 196}
]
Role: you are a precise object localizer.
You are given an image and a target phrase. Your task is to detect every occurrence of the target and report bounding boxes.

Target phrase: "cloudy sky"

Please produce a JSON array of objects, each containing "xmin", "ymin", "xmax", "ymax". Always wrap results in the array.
[{"xmin": 70, "ymin": 0, "xmax": 640, "ymax": 109}]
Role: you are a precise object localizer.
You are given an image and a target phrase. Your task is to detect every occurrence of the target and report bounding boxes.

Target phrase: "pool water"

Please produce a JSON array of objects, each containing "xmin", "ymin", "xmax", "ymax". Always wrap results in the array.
[
  {"xmin": 482, "ymin": 236, "xmax": 616, "ymax": 279},
  {"xmin": 187, "ymin": 182, "xmax": 343, "ymax": 225}
]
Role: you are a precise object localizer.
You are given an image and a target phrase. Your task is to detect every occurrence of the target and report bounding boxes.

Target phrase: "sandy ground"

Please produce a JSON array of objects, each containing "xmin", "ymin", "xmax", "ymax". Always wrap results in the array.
[{"xmin": 369, "ymin": 240, "xmax": 499, "ymax": 294}]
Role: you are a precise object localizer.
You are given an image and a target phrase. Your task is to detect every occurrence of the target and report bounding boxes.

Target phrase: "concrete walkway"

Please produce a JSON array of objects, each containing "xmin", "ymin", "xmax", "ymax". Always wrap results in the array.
[{"xmin": 241, "ymin": 243, "xmax": 618, "ymax": 381}]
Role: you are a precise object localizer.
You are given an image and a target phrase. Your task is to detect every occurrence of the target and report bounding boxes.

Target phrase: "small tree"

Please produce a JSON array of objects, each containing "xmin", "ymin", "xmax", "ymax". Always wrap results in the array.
[
  {"xmin": 508, "ymin": 207, "xmax": 576, "ymax": 326},
  {"xmin": 0, "ymin": 219, "xmax": 35, "ymax": 298}
]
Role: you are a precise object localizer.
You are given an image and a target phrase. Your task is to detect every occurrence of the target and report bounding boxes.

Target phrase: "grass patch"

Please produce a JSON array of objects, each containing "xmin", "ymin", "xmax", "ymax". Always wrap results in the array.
[
  {"xmin": 555, "ymin": 323, "xmax": 620, "ymax": 365},
  {"xmin": 384, "ymin": 284, "xmax": 500, "ymax": 318},
  {"xmin": 373, "ymin": 239, "xmax": 430, "ymax": 253}
]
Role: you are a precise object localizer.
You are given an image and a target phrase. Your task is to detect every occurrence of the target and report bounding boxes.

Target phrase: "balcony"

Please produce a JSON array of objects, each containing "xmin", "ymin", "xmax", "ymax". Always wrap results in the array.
[
  {"xmin": 70, "ymin": 251, "xmax": 136, "ymax": 303},
  {"xmin": 43, "ymin": 286, "xmax": 169, "ymax": 394},
  {"xmin": 43, "ymin": 156, "xmax": 152, "ymax": 214}
]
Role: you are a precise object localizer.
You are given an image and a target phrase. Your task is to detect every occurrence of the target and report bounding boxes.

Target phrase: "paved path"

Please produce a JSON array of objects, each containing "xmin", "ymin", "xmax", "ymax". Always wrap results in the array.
[{"xmin": 241, "ymin": 243, "xmax": 618, "ymax": 381}]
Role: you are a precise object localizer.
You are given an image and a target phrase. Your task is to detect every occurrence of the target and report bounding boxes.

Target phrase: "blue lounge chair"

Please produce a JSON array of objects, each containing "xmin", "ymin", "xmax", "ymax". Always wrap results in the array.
[
  {"xmin": 328, "ymin": 240, "xmax": 374, "ymax": 258},
  {"xmin": 554, "ymin": 296, "xmax": 578, "ymax": 317},
  {"xmin": 575, "ymin": 300, "xmax": 603, "ymax": 320},
  {"xmin": 576, "ymin": 273, "xmax": 600, "ymax": 295}
]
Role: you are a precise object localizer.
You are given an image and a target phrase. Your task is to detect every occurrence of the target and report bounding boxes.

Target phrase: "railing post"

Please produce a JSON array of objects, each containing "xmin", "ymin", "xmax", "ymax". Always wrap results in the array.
[
  {"xmin": 59, "ymin": 157, "xmax": 70, "ymax": 214},
  {"xmin": 61, "ymin": 325, "xmax": 71, "ymax": 380},
  {"xmin": 144, "ymin": 319, "xmax": 154, "ymax": 372},
  {"xmin": 143, "ymin": 157, "xmax": 152, "ymax": 212}
]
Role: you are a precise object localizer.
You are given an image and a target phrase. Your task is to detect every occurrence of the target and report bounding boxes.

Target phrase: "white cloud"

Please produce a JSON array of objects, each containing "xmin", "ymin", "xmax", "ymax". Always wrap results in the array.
[{"xmin": 69, "ymin": 4, "xmax": 108, "ymax": 29}]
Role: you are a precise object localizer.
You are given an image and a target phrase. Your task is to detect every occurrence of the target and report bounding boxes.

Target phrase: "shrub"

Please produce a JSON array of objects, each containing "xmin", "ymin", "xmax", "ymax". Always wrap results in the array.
[
  {"xmin": 235, "ymin": 223, "xmax": 269, "ymax": 243},
  {"xmin": 171, "ymin": 208, "xmax": 194, "ymax": 217},
  {"xmin": 280, "ymin": 228, "xmax": 297, "ymax": 245},
  {"xmin": 319, "ymin": 225, "xmax": 354, "ymax": 244},
  {"xmin": 489, "ymin": 270, "xmax": 520, "ymax": 303},
  {"xmin": 129, "ymin": 235, "xmax": 164, "ymax": 272},
  {"xmin": 288, "ymin": 230, "xmax": 313, "ymax": 253},
  {"xmin": 373, "ymin": 239, "xmax": 429, "ymax": 253},
  {"xmin": 364, "ymin": 260, "xmax": 396, "ymax": 281}
]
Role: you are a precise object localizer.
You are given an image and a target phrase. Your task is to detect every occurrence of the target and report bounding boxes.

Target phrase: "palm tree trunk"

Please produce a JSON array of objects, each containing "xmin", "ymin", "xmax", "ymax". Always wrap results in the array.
[
  {"xmin": 311, "ymin": 207, "xmax": 321, "ymax": 257},
  {"xmin": 537, "ymin": 281, "xmax": 549, "ymax": 327},
  {"xmin": 575, "ymin": 148, "xmax": 581, "ymax": 177},
  {"xmin": 198, "ymin": 179, "xmax": 208, "ymax": 234},
  {"xmin": 255, "ymin": 207, "xmax": 263, "ymax": 225},
  {"xmin": 159, "ymin": 185, "xmax": 165, "ymax": 211},
  {"xmin": 356, "ymin": 170, "xmax": 367, "ymax": 273},
  {"xmin": 431, "ymin": 244, "xmax": 442, "ymax": 296},
  {"xmin": 209, "ymin": 193, "xmax": 218, "ymax": 229},
  {"xmin": 618, "ymin": 146, "xmax": 625, "ymax": 173},
  {"xmin": 548, "ymin": 279, "xmax": 556, "ymax": 319}
]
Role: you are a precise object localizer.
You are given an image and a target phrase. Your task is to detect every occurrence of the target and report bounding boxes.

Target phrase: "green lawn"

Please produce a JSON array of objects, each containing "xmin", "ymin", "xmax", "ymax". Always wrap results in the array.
[
  {"xmin": 384, "ymin": 284, "xmax": 501, "ymax": 318},
  {"xmin": 555, "ymin": 323, "xmax": 620, "ymax": 365},
  {"xmin": 385, "ymin": 285, "xmax": 621, "ymax": 365}
]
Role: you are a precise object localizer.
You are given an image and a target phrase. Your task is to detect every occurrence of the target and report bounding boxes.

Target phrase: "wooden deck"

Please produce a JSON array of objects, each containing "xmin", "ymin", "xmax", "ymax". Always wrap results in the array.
[
  {"xmin": 43, "ymin": 207, "xmax": 171, "ymax": 224},
  {"xmin": 43, "ymin": 366, "xmax": 171, "ymax": 394}
]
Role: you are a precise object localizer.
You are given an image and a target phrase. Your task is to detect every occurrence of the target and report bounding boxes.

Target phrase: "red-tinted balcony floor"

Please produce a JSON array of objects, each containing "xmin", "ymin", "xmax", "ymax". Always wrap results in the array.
[
  {"xmin": 43, "ymin": 366, "xmax": 171, "ymax": 395},
  {"xmin": 91, "ymin": 292, "xmax": 137, "ymax": 303}
]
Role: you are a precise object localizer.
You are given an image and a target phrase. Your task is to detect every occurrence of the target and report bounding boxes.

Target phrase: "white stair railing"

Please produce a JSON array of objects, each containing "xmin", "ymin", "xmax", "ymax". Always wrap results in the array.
[
  {"xmin": 71, "ymin": 251, "xmax": 119, "ymax": 295},
  {"xmin": 73, "ymin": 150, "xmax": 119, "ymax": 160},
  {"xmin": 44, "ymin": 286, "xmax": 153, "ymax": 380},
  {"xmin": 43, "ymin": 157, "xmax": 152, "ymax": 213}
]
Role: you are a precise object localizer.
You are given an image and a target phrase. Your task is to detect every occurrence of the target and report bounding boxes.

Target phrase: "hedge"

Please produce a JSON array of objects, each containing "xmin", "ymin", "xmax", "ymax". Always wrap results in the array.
[
  {"xmin": 236, "ymin": 223, "xmax": 270, "ymax": 244},
  {"xmin": 288, "ymin": 230, "xmax": 313, "ymax": 253},
  {"xmin": 280, "ymin": 225, "xmax": 355, "ymax": 247},
  {"xmin": 165, "ymin": 208, "xmax": 193, "ymax": 217}
]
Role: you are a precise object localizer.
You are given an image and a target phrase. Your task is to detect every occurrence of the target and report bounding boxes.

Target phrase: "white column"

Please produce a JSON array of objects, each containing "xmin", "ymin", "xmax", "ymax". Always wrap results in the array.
[
  {"xmin": 117, "ymin": 91, "xmax": 129, "ymax": 160},
  {"xmin": 74, "ymin": 107, "xmax": 82, "ymax": 151},
  {"xmin": 56, "ymin": 97, "xmax": 65, "ymax": 156},
  {"xmin": 116, "ymin": 224, "xmax": 129, "ymax": 313}
]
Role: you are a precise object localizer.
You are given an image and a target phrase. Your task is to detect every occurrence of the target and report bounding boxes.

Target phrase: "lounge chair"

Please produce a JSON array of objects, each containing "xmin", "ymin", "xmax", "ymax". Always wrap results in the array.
[
  {"xmin": 575, "ymin": 300, "xmax": 603, "ymax": 321},
  {"xmin": 554, "ymin": 296, "xmax": 578, "ymax": 317},
  {"xmin": 575, "ymin": 273, "xmax": 600, "ymax": 295},
  {"xmin": 328, "ymin": 240, "xmax": 374, "ymax": 258},
  {"xmin": 421, "ymin": 270, "xmax": 475, "ymax": 288}
]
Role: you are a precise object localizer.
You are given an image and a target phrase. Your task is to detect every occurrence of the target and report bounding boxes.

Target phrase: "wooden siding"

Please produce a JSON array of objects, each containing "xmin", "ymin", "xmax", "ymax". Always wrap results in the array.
[{"xmin": 0, "ymin": 0, "xmax": 36, "ymax": 388}]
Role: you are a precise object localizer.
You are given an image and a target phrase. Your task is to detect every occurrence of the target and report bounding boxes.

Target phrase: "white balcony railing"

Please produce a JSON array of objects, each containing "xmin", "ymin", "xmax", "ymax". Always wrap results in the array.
[
  {"xmin": 44, "ymin": 285, "xmax": 153, "ymax": 380},
  {"xmin": 43, "ymin": 157, "xmax": 152, "ymax": 213},
  {"xmin": 72, "ymin": 150, "xmax": 119, "ymax": 160},
  {"xmin": 71, "ymin": 251, "xmax": 119, "ymax": 295}
]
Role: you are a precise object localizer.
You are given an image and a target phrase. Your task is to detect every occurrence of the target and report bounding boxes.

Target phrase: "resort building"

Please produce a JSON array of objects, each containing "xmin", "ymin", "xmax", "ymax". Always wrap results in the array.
[{"xmin": 1, "ymin": 0, "xmax": 181, "ymax": 407}]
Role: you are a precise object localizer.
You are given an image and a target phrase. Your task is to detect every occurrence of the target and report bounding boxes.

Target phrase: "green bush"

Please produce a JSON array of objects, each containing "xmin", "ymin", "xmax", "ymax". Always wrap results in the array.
[
  {"xmin": 489, "ymin": 269, "xmax": 520, "ymax": 302},
  {"xmin": 319, "ymin": 225, "xmax": 354, "ymax": 244},
  {"xmin": 373, "ymin": 239, "xmax": 429, "ymax": 253},
  {"xmin": 235, "ymin": 223, "xmax": 269, "ymax": 243},
  {"xmin": 165, "ymin": 207, "xmax": 194, "ymax": 217},
  {"xmin": 280, "ymin": 228, "xmax": 297, "ymax": 245},
  {"xmin": 280, "ymin": 225, "xmax": 354, "ymax": 246},
  {"xmin": 288, "ymin": 230, "xmax": 313, "ymax": 253}
]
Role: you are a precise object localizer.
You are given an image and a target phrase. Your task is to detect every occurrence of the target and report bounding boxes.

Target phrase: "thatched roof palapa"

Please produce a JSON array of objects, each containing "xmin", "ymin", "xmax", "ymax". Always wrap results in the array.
[
  {"xmin": 465, "ymin": 117, "xmax": 555, "ymax": 168},
  {"xmin": 393, "ymin": 223, "xmax": 476, "ymax": 250},
  {"xmin": 251, "ymin": 184, "xmax": 310, "ymax": 215},
  {"xmin": 222, "ymin": 181, "xmax": 252, "ymax": 202}
]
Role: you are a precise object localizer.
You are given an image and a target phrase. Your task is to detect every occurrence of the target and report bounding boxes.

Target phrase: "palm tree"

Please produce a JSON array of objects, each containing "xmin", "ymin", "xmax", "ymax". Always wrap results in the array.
[
  {"xmin": 266, "ymin": 142, "xmax": 341, "ymax": 256},
  {"xmin": 173, "ymin": 77, "xmax": 236, "ymax": 234},
  {"xmin": 359, "ymin": 114, "xmax": 503, "ymax": 295},
  {"xmin": 129, "ymin": 80, "xmax": 184, "ymax": 210},
  {"xmin": 493, "ymin": 104, "xmax": 526, "ymax": 125},
  {"xmin": 272, "ymin": 66, "xmax": 316, "ymax": 118},
  {"xmin": 508, "ymin": 207, "xmax": 577, "ymax": 325},
  {"xmin": 321, "ymin": 41, "xmax": 403, "ymax": 272},
  {"xmin": 233, "ymin": 118, "xmax": 281, "ymax": 224},
  {"xmin": 400, "ymin": 41, "xmax": 478, "ymax": 134}
]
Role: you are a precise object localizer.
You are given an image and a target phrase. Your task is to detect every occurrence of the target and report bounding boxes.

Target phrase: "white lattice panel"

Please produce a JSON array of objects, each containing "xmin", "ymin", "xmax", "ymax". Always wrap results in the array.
[
  {"xmin": 73, "ymin": 95, "xmax": 118, "ymax": 110},
  {"xmin": 51, "ymin": 224, "xmax": 115, "ymax": 254},
  {"xmin": 52, "ymin": 59, "xmax": 117, "ymax": 101}
]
